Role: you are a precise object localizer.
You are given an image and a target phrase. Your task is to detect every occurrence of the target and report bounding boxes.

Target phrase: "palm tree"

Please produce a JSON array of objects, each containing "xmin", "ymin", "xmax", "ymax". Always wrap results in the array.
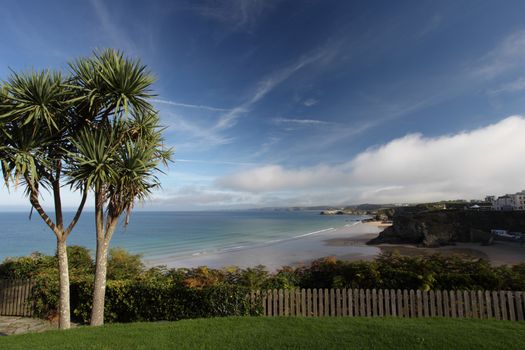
[
  {"xmin": 67, "ymin": 50, "xmax": 171, "ymax": 326},
  {"xmin": 0, "ymin": 71, "xmax": 88, "ymax": 329}
]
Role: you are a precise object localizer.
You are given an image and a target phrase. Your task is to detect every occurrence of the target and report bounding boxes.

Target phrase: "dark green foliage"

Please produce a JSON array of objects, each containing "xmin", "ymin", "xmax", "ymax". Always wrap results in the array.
[
  {"xmin": 64, "ymin": 246, "xmax": 94, "ymax": 273},
  {"xmin": 107, "ymin": 248, "xmax": 143, "ymax": 280},
  {"xmin": 68, "ymin": 279, "xmax": 255, "ymax": 323},
  {"xmin": 2, "ymin": 247, "xmax": 525, "ymax": 323},
  {"xmin": 0, "ymin": 252, "xmax": 56, "ymax": 279}
]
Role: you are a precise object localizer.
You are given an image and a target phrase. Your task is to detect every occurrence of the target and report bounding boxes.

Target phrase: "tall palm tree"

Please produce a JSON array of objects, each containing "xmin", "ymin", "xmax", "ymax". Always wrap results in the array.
[
  {"xmin": 0, "ymin": 71, "xmax": 88, "ymax": 329},
  {"xmin": 67, "ymin": 49, "xmax": 171, "ymax": 326}
]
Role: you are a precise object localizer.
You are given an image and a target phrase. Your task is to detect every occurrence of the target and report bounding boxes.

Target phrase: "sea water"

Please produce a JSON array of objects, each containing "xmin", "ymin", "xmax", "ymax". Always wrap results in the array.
[{"xmin": 0, "ymin": 211, "xmax": 364, "ymax": 261}]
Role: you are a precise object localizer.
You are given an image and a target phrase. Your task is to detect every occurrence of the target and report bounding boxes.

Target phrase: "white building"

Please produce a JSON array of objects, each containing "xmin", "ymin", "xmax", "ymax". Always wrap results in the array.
[{"xmin": 491, "ymin": 190, "xmax": 525, "ymax": 211}]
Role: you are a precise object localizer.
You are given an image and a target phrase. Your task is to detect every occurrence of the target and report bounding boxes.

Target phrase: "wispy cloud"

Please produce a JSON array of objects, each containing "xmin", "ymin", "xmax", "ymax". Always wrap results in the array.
[
  {"xmin": 487, "ymin": 76, "xmax": 525, "ymax": 96},
  {"xmin": 249, "ymin": 136, "xmax": 281, "ymax": 159},
  {"xmin": 90, "ymin": 0, "xmax": 135, "ymax": 51},
  {"xmin": 416, "ymin": 14, "xmax": 442, "ymax": 39},
  {"xmin": 303, "ymin": 98, "xmax": 319, "ymax": 107},
  {"xmin": 176, "ymin": 159, "xmax": 257, "ymax": 166},
  {"xmin": 162, "ymin": 111, "xmax": 233, "ymax": 150},
  {"xmin": 471, "ymin": 31, "xmax": 525, "ymax": 79},
  {"xmin": 152, "ymin": 99, "xmax": 231, "ymax": 112},
  {"xmin": 273, "ymin": 117, "xmax": 331, "ymax": 126},
  {"xmin": 215, "ymin": 46, "xmax": 338, "ymax": 129},
  {"xmin": 191, "ymin": 0, "xmax": 279, "ymax": 31}
]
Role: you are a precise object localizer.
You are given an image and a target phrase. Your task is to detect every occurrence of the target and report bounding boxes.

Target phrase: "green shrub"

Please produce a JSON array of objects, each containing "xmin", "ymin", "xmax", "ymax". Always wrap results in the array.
[
  {"xmin": 4, "ymin": 246, "xmax": 525, "ymax": 324},
  {"xmin": 66, "ymin": 246, "xmax": 94, "ymax": 273},
  {"xmin": 0, "ymin": 252, "xmax": 56, "ymax": 279},
  {"xmin": 107, "ymin": 248, "xmax": 144, "ymax": 280},
  {"xmin": 67, "ymin": 278, "xmax": 256, "ymax": 323}
]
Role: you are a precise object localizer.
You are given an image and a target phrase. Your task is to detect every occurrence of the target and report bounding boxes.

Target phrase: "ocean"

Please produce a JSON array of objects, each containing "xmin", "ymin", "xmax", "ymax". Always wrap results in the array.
[{"xmin": 0, "ymin": 210, "xmax": 364, "ymax": 262}]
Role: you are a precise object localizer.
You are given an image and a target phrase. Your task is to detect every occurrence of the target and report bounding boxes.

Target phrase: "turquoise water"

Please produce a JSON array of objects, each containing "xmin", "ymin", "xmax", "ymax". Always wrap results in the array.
[{"xmin": 0, "ymin": 211, "xmax": 363, "ymax": 261}]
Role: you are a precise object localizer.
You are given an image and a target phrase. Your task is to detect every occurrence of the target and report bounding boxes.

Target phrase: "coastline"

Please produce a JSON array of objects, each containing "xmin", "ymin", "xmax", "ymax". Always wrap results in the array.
[
  {"xmin": 144, "ymin": 219, "xmax": 525, "ymax": 270},
  {"xmin": 327, "ymin": 221, "xmax": 525, "ymax": 266},
  {"xmin": 144, "ymin": 222, "xmax": 383, "ymax": 271}
]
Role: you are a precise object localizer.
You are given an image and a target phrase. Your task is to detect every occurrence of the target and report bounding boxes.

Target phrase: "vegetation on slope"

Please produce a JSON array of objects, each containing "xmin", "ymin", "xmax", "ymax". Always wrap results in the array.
[{"xmin": 2, "ymin": 248, "xmax": 525, "ymax": 323}]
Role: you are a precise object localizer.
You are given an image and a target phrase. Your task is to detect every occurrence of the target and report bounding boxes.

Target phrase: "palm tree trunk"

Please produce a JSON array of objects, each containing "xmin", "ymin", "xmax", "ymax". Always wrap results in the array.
[
  {"xmin": 56, "ymin": 238, "xmax": 71, "ymax": 329},
  {"xmin": 90, "ymin": 237, "xmax": 109, "ymax": 326}
]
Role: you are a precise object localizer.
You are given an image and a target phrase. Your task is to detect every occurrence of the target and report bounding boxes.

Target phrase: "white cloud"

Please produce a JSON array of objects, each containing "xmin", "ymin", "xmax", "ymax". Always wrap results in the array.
[
  {"xmin": 216, "ymin": 116, "xmax": 525, "ymax": 204},
  {"xmin": 149, "ymin": 186, "xmax": 257, "ymax": 209},
  {"xmin": 216, "ymin": 164, "xmax": 350, "ymax": 192}
]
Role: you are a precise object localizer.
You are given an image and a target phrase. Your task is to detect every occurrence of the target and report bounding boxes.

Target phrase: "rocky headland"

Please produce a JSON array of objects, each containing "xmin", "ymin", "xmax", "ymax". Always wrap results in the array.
[{"xmin": 367, "ymin": 207, "xmax": 525, "ymax": 247}]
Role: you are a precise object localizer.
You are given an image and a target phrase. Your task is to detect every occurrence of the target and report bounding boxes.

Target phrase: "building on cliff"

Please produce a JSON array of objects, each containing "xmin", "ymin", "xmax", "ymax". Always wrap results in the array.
[{"xmin": 490, "ymin": 191, "xmax": 525, "ymax": 211}]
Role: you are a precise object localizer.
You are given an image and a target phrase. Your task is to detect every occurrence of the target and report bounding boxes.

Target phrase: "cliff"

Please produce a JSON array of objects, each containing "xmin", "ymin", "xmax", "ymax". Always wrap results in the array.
[{"xmin": 367, "ymin": 209, "xmax": 525, "ymax": 247}]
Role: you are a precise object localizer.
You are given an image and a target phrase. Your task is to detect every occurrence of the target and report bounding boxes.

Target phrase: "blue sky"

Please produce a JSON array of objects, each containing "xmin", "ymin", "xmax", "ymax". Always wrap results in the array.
[{"xmin": 2, "ymin": 0, "xmax": 525, "ymax": 210}]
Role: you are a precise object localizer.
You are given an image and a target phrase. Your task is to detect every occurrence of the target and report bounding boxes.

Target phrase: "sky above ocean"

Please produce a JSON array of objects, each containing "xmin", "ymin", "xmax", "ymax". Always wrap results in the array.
[{"xmin": 2, "ymin": 0, "xmax": 525, "ymax": 210}]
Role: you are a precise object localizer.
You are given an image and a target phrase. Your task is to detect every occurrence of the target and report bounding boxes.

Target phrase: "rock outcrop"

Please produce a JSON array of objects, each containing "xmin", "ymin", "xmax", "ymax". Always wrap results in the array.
[{"xmin": 367, "ymin": 208, "xmax": 525, "ymax": 247}]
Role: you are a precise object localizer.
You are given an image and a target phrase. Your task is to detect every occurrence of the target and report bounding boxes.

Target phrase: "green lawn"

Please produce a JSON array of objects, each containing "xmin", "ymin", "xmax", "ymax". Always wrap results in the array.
[{"xmin": 1, "ymin": 317, "xmax": 524, "ymax": 350}]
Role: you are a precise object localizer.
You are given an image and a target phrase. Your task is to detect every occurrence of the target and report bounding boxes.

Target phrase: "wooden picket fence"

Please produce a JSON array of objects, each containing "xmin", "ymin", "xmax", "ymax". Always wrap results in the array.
[
  {"xmin": 0, "ymin": 280, "xmax": 35, "ymax": 317},
  {"xmin": 251, "ymin": 288, "xmax": 525, "ymax": 321}
]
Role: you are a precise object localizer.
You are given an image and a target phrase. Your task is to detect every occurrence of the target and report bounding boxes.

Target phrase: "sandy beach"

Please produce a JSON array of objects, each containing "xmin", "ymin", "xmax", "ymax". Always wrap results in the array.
[
  {"xmin": 144, "ymin": 219, "xmax": 525, "ymax": 270},
  {"xmin": 145, "ymin": 222, "xmax": 383, "ymax": 271}
]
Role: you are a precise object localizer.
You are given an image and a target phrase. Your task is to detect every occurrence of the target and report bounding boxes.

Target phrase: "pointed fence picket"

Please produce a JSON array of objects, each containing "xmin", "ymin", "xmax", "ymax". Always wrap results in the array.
[{"xmin": 252, "ymin": 288, "xmax": 525, "ymax": 321}]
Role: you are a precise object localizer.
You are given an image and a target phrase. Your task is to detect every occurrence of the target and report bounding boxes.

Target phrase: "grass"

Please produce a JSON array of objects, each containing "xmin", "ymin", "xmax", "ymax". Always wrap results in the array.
[{"xmin": 1, "ymin": 317, "xmax": 524, "ymax": 349}]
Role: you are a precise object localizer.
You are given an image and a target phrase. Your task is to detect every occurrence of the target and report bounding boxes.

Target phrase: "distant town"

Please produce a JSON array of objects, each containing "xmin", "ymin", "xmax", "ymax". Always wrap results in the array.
[{"xmin": 486, "ymin": 190, "xmax": 525, "ymax": 211}]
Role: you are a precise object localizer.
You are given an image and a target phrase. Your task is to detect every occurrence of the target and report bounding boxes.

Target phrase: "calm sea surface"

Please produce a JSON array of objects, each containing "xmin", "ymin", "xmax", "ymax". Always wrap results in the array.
[{"xmin": 0, "ymin": 211, "xmax": 363, "ymax": 261}]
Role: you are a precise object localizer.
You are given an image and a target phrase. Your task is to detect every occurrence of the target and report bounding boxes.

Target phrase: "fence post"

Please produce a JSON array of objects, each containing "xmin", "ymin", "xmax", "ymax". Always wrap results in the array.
[
  {"xmin": 365, "ymin": 289, "xmax": 371, "ymax": 317},
  {"xmin": 477, "ymin": 290, "xmax": 485, "ymax": 319},
  {"xmin": 492, "ymin": 291, "xmax": 500, "ymax": 320},
  {"xmin": 348, "ymin": 289, "xmax": 354, "ymax": 317},
  {"xmin": 416, "ymin": 290, "xmax": 423, "ymax": 317},
  {"xmin": 499, "ymin": 291, "xmax": 508, "ymax": 321},
  {"xmin": 485, "ymin": 291, "xmax": 493, "ymax": 318},
  {"xmin": 409, "ymin": 289, "xmax": 416, "ymax": 317},
  {"xmin": 360, "ymin": 289, "xmax": 366, "ymax": 316},
  {"xmin": 423, "ymin": 291, "xmax": 429, "ymax": 317},
  {"xmin": 470, "ymin": 291, "xmax": 478, "ymax": 319},
  {"xmin": 318, "ymin": 289, "xmax": 323, "ymax": 316},
  {"xmin": 390, "ymin": 289, "xmax": 397, "ymax": 317},
  {"xmin": 336, "ymin": 289, "xmax": 342, "ymax": 317},
  {"xmin": 516, "ymin": 292, "xmax": 524, "ymax": 321},
  {"xmin": 384, "ymin": 289, "xmax": 390, "ymax": 316},
  {"xmin": 436, "ymin": 290, "xmax": 443, "ymax": 317},
  {"xmin": 325, "ymin": 288, "xmax": 330, "ymax": 316},
  {"xmin": 463, "ymin": 291, "xmax": 471, "ymax": 318},
  {"xmin": 378, "ymin": 289, "xmax": 384, "ymax": 317},
  {"xmin": 278, "ymin": 289, "xmax": 284, "ymax": 316},
  {"xmin": 396, "ymin": 289, "xmax": 403, "ymax": 317},
  {"xmin": 307, "ymin": 289, "xmax": 312, "ymax": 317},
  {"xmin": 342, "ymin": 288, "xmax": 347, "ymax": 316},
  {"xmin": 507, "ymin": 291, "xmax": 515, "ymax": 321}
]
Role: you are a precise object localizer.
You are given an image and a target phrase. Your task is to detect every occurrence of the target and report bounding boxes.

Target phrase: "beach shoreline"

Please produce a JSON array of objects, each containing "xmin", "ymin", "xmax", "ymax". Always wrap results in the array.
[
  {"xmin": 143, "ymin": 220, "xmax": 524, "ymax": 270},
  {"xmin": 144, "ymin": 221, "xmax": 383, "ymax": 271}
]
